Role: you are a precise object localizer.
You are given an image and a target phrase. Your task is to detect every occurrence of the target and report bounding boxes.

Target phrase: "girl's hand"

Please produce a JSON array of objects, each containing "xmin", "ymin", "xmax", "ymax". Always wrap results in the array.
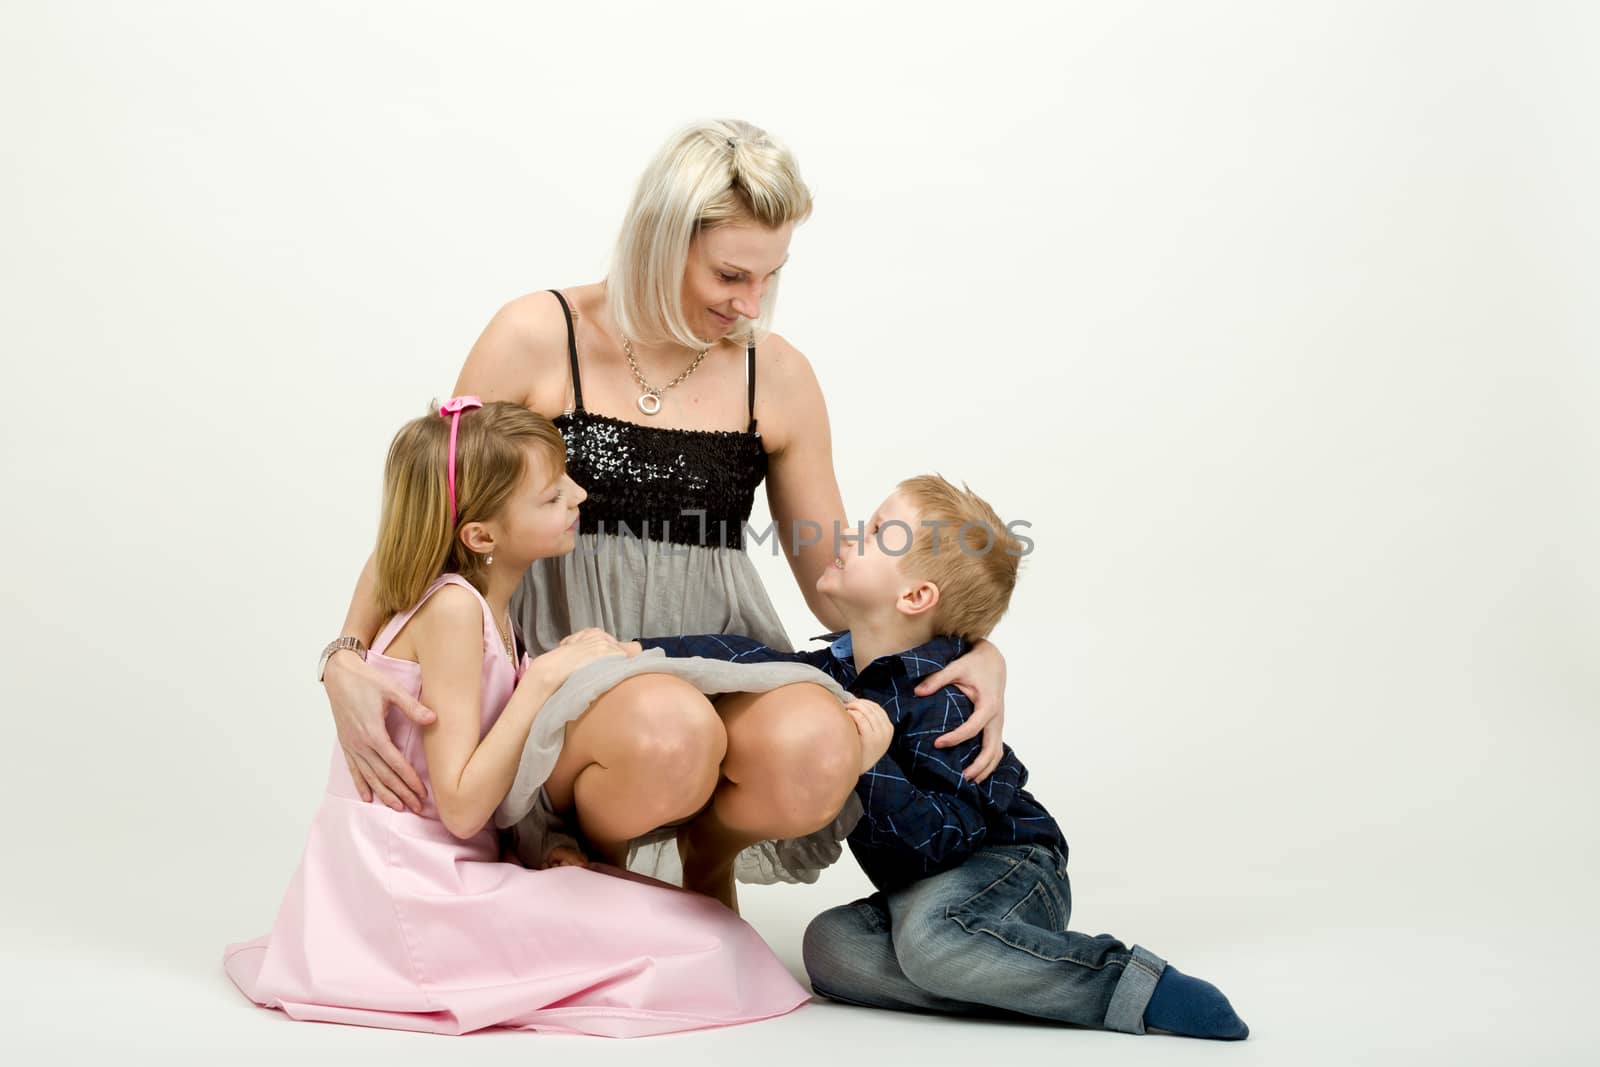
[
  {"xmin": 844, "ymin": 698, "xmax": 894, "ymax": 773},
  {"xmin": 557, "ymin": 628, "xmax": 643, "ymax": 655},
  {"xmin": 324, "ymin": 651, "xmax": 436, "ymax": 813},
  {"xmin": 542, "ymin": 845, "xmax": 592, "ymax": 870},
  {"xmin": 917, "ymin": 637, "xmax": 1008, "ymax": 783},
  {"xmin": 529, "ymin": 630, "xmax": 640, "ymax": 689}
]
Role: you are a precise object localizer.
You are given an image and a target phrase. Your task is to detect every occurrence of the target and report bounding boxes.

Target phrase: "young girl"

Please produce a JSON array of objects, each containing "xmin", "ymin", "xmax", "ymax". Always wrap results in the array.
[{"xmin": 223, "ymin": 398, "xmax": 809, "ymax": 1036}]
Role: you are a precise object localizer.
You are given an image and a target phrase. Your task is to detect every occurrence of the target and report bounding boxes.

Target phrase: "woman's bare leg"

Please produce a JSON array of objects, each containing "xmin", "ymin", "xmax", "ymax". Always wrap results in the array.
[
  {"xmin": 544, "ymin": 674, "xmax": 727, "ymax": 866},
  {"xmin": 679, "ymin": 683, "xmax": 860, "ymax": 910}
]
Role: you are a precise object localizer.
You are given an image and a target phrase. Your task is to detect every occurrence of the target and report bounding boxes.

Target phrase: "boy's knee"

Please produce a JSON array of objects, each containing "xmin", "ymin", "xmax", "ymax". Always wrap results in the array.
[
  {"xmin": 893, "ymin": 913, "xmax": 972, "ymax": 998},
  {"xmin": 803, "ymin": 904, "xmax": 876, "ymax": 995},
  {"xmin": 801, "ymin": 906, "xmax": 852, "ymax": 966}
]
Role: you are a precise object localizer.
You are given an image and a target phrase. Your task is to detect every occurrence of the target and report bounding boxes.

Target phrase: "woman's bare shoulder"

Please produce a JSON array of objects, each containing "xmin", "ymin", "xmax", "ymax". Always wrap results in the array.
[
  {"xmin": 760, "ymin": 331, "xmax": 826, "ymax": 388},
  {"xmin": 755, "ymin": 331, "xmax": 827, "ymax": 448},
  {"xmin": 455, "ymin": 288, "xmax": 580, "ymax": 415}
]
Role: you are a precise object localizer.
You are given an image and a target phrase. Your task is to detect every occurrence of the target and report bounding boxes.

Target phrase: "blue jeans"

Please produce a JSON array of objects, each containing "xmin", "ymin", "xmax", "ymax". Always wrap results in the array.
[{"xmin": 802, "ymin": 844, "xmax": 1166, "ymax": 1034}]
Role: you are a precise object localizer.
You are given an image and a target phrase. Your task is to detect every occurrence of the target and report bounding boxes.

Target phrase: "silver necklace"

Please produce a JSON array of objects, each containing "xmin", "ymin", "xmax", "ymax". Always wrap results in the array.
[
  {"xmin": 494, "ymin": 611, "xmax": 515, "ymax": 664},
  {"xmin": 620, "ymin": 335, "xmax": 710, "ymax": 416}
]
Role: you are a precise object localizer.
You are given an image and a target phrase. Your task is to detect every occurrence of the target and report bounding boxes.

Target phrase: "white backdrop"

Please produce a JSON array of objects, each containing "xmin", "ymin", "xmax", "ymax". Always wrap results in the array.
[{"xmin": 2, "ymin": 2, "xmax": 1596, "ymax": 1064}]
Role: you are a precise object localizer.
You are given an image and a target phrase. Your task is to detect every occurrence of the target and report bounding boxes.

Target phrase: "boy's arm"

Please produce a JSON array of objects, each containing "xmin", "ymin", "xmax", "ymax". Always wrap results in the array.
[
  {"xmin": 851, "ymin": 686, "xmax": 997, "ymax": 872},
  {"xmin": 637, "ymin": 632, "xmax": 818, "ymax": 667}
]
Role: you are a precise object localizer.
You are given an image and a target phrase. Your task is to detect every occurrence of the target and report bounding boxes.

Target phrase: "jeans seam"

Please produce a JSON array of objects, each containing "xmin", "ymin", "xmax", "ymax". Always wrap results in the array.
[
  {"xmin": 809, "ymin": 980, "xmax": 877, "ymax": 1009},
  {"xmin": 849, "ymin": 899, "xmax": 891, "ymax": 933},
  {"xmin": 950, "ymin": 853, "xmax": 1026, "ymax": 913},
  {"xmin": 995, "ymin": 881, "xmax": 1061, "ymax": 929},
  {"xmin": 947, "ymin": 911, "xmax": 1121, "ymax": 969}
]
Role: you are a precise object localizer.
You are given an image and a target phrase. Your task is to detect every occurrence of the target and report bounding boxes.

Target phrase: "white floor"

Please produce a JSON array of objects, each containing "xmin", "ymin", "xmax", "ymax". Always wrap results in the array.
[{"xmin": 9, "ymin": 853, "xmax": 1597, "ymax": 1067}]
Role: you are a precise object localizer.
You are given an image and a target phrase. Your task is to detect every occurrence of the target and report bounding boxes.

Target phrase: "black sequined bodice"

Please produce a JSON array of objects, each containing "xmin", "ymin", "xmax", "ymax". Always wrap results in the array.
[
  {"xmin": 542, "ymin": 289, "xmax": 770, "ymax": 550},
  {"xmin": 555, "ymin": 409, "xmax": 769, "ymax": 549}
]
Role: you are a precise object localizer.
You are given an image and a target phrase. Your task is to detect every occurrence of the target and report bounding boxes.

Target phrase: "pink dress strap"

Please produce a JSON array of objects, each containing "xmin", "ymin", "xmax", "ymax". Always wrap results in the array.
[{"xmin": 371, "ymin": 574, "xmax": 492, "ymax": 657}]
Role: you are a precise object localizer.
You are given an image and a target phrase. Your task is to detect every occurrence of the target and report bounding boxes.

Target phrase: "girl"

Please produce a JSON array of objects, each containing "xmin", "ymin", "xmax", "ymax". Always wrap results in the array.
[{"xmin": 224, "ymin": 398, "xmax": 809, "ymax": 1036}]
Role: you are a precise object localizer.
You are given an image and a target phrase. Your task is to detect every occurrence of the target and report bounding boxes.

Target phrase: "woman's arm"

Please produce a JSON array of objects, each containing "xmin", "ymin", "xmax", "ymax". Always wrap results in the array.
[
  {"xmin": 757, "ymin": 339, "xmax": 1012, "ymax": 782},
  {"xmin": 411, "ymin": 590, "xmax": 630, "ymax": 840},
  {"xmin": 452, "ymin": 293, "xmax": 570, "ymax": 411},
  {"xmin": 761, "ymin": 338, "xmax": 848, "ymax": 632},
  {"xmin": 322, "ymin": 551, "xmax": 436, "ymax": 812},
  {"xmin": 323, "ymin": 294, "xmax": 568, "ymax": 811}
]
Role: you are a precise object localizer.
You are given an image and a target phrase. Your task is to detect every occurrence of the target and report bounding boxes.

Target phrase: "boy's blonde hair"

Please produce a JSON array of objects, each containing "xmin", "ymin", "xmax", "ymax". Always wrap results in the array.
[
  {"xmin": 608, "ymin": 118, "xmax": 813, "ymax": 350},
  {"xmin": 374, "ymin": 401, "xmax": 566, "ymax": 617},
  {"xmin": 895, "ymin": 475, "xmax": 1024, "ymax": 643}
]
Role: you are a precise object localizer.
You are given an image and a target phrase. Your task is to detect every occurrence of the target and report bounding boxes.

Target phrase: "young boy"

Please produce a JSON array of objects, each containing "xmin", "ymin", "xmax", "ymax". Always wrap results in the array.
[{"xmin": 641, "ymin": 475, "xmax": 1248, "ymax": 1040}]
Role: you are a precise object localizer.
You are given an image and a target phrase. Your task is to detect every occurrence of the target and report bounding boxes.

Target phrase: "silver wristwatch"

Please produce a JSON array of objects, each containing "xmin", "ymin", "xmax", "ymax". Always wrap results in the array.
[{"xmin": 317, "ymin": 636, "xmax": 368, "ymax": 682}]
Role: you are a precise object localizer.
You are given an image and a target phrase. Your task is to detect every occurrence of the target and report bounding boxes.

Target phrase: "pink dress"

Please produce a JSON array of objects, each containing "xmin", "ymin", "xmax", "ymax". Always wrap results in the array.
[{"xmin": 223, "ymin": 574, "xmax": 809, "ymax": 1036}]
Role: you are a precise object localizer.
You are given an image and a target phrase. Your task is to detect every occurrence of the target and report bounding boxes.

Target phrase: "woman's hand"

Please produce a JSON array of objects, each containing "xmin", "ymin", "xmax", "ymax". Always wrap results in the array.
[
  {"xmin": 915, "ymin": 637, "xmax": 1008, "ymax": 783},
  {"xmin": 529, "ymin": 629, "xmax": 640, "ymax": 690},
  {"xmin": 324, "ymin": 651, "xmax": 437, "ymax": 813}
]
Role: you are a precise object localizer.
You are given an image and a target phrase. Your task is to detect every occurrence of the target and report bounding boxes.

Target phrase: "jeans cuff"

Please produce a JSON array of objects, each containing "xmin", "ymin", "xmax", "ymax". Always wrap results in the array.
[{"xmin": 1104, "ymin": 944, "xmax": 1166, "ymax": 1035}]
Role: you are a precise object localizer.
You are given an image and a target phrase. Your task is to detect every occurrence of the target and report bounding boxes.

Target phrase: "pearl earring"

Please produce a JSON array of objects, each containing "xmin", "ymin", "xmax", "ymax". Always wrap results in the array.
[{"xmin": 486, "ymin": 553, "xmax": 494, "ymax": 566}]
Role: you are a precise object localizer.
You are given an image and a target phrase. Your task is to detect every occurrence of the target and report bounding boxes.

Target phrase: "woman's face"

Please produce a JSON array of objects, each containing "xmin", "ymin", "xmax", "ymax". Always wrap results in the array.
[{"xmin": 681, "ymin": 222, "xmax": 794, "ymax": 343}]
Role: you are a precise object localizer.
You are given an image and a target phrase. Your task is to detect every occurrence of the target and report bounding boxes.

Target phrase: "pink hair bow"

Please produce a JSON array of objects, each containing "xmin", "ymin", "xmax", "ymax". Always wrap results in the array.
[{"xmin": 438, "ymin": 395, "xmax": 483, "ymax": 523}]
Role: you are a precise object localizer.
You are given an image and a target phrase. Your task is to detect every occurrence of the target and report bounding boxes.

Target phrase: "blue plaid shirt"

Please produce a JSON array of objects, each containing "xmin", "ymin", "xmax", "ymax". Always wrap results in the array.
[{"xmin": 637, "ymin": 629, "xmax": 1066, "ymax": 892}]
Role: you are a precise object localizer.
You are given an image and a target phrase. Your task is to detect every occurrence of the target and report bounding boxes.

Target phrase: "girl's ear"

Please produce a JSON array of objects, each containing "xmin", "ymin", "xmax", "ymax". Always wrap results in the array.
[{"xmin": 457, "ymin": 521, "xmax": 495, "ymax": 556}]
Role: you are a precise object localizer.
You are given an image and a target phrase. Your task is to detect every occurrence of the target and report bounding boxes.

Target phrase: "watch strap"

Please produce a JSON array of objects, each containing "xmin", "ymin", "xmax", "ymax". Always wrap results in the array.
[{"xmin": 317, "ymin": 636, "xmax": 368, "ymax": 682}]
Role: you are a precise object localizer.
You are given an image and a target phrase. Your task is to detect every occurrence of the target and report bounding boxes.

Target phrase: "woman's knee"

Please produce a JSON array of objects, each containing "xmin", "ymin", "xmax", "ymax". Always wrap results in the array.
[
  {"xmin": 740, "ymin": 684, "xmax": 860, "ymax": 830},
  {"xmin": 579, "ymin": 675, "xmax": 727, "ymax": 801},
  {"xmin": 623, "ymin": 681, "xmax": 726, "ymax": 765}
]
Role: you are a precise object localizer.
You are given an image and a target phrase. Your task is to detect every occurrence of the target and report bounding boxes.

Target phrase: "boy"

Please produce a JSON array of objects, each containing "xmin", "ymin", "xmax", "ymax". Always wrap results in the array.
[{"xmin": 641, "ymin": 475, "xmax": 1248, "ymax": 1039}]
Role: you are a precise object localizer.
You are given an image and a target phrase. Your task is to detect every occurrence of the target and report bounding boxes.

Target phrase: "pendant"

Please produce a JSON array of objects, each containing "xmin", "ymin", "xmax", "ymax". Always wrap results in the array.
[{"xmin": 637, "ymin": 391, "xmax": 662, "ymax": 415}]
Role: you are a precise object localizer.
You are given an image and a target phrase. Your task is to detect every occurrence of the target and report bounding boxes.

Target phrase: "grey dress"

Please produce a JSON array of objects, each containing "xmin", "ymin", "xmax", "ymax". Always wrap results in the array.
[{"xmin": 495, "ymin": 291, "xmax": 858, "ymax": 884}]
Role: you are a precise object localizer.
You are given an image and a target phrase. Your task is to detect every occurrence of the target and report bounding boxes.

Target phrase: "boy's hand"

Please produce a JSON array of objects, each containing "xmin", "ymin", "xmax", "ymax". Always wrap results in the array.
[{"xmin": 844, "ymin": 698, "xmax": 893, "ymax": 773}]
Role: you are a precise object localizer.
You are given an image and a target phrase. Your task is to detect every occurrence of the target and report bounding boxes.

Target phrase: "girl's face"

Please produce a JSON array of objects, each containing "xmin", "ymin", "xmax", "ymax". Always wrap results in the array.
[
  {"xmin": 484, "ymin": 447, "xmax": 586, "ymax": 566},
  {"xmin": 681, "ymin": 222, "xmax": 794, "ymax": 343}
]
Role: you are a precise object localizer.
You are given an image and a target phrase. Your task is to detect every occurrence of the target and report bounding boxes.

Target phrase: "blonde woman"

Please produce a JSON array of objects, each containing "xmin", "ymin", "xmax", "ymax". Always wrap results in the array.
[{"xmin": 321, "ymin": 119, "xmax": 1013, "ymax": 906}]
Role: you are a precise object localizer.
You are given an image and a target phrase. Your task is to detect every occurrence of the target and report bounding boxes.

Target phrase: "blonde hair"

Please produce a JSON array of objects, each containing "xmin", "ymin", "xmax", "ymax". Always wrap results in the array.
[
  {"xmin": 895, "ymin": 475, "xmax": 1025, "ymax": 643},
  {"xmin": 373, "ymin": 401, "xmax": 566, "ymax": 617},
  {"xmin": 608, "ymin": 119, "xmax": 813, "ymax": 350}
]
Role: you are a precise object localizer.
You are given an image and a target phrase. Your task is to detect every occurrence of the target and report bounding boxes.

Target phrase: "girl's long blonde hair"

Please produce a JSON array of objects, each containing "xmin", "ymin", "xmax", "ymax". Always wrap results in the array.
[
  {"xmin": 608, "ymin": 118, "xmax": 813, "ymax": 350},
  {"xmin": 373, "ymin": 401, "xmax": 565, "ymax": 617}
]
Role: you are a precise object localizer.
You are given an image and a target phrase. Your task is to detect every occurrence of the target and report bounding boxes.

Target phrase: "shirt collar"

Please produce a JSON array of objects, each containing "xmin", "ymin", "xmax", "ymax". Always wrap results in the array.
[{"xmin": 810, "ymin": 630, "xmax": 968, "ymax": 681}]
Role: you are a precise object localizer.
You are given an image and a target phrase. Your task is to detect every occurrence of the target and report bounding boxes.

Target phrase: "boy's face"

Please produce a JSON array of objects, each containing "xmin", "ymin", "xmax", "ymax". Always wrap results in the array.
[{"xmin": 815, "ymin": 490, "xmax": 927, "ymax": 616}]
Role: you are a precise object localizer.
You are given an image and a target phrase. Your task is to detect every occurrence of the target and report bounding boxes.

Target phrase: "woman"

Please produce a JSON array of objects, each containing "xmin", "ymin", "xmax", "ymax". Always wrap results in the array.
[{"xmin": 321, "ymin": 118, "xmax": 1011, "ymax": 906}]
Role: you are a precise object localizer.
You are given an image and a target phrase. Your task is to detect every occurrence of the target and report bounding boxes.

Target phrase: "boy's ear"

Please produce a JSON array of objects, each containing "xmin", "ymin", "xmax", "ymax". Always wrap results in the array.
[{"xmin": 898, "ymin": 580, "xmax": 941, "ymax": 620}]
